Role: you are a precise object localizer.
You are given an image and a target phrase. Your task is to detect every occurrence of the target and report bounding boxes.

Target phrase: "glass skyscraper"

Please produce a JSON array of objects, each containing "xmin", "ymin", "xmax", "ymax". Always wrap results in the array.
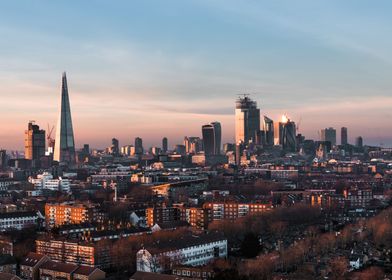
[{"xmin": 53, "ymin": 72, "xmax": 76, "ymax": 165}]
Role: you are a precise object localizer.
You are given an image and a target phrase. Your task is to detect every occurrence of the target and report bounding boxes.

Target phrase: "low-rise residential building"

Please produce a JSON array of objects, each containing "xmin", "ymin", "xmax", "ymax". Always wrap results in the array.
[
  {"xmin": 20, "ymin": 252, "xmax": 50, "ymax": 280},
  {"xmin": 136, "ymin": 232, "xmax": 227, "ymax": 273},
  {"xmin": 0, "ymin": 254, "xmax": 17, "ymax": 274},
  {"xmin": 35, "ymin": 238, "xmax": 111, "ymax": 269},
  {"xmin": 29, "ymin": 172, "xmax": 71, "ymax": 194},
  {"xmin": 0, "ymin": 211, "xmax": 39, "ymax": 231},
  {"xmin": 39, "ymin": 261, "xmax": 78, "ymax": 280},
  {"xmin": 44, "ymin": 202, "xmax": 99, "ymax": 228},
  {"xmin": 202, "ymin": 201, "xmax": 271, "ymax": 221}
]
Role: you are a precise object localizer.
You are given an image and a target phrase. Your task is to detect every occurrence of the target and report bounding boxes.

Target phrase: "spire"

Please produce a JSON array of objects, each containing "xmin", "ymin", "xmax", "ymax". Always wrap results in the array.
[{"xmin": 53, "ymin": 72, "xmax": 76, "ymax": 164}]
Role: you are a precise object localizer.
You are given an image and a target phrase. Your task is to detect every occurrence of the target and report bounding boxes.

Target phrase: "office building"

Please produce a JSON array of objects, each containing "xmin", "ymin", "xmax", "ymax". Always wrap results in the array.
[
  {"xmin": 235, "ymin": 96, "xmax": 260, "ymax": 145},
  {"xmin": 184, "ymin": 136, "xmax": 203, "ymax": 154},
  {"xmin": 276, "ymin": 115, "xmax": 297, "ymax": 152},
  {"xmin": 341, "ymin": 127, "xmax": 348, "ymax": 145},
  {"xmin": 151, "ymin": 147, "xmax": 161, "ymax": 155},
  {"xmin": 355, "ymin": 136, "xmax": 363, "ymax": 148},
  {"xmin": 110, "ymin": 138, "xmax": 119, "ymax": 156},
  {"xmin": 135, "ymin": 137, "xmax": 143, "ymax": 154},
  {"xmin": 53, "ymin": 72, "xmax": 76, "ymax": 164},
  {"xmin": 320, "ymin": 127, "xmax": 336, "ymax": 146},
  {"xmin": 162, "ymin": 137, "xmax": 168, "ymax": 153},
  {"xmin": 0, "ymin": 150, "xmax": 8, "ymax": 170},
  {"xmin": 202, "ymin": 122, "xmax": 221, "ymax": 155},
  {"xmin": 223, "ymin": 143, "xmax": 234, "ymax": 153},
  {"xmin": 24, "ymin": 122, "xmax": 45, "ymax": 161},
  {"xmin": 263, "ymin": 116, "xmax": 274, "ymax": 147}
]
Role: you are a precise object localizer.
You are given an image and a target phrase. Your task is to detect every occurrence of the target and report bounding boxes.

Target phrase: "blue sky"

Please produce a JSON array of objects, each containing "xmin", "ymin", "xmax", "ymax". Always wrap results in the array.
[{"xmin": 1, "ymin": 0, "xmax": 392, "ymax": 149}]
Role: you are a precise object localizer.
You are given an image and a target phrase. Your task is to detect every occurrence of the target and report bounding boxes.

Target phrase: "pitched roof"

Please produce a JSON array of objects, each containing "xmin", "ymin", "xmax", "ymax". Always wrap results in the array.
[
  {"xmin": 73, "ymin": 265, "xmax": 99, "ymax": 276},
  {"xmin": 142, "ymin": 231, "xmax": 226, "ymax": 254},
  {"xmin": 39, "ymin": 261, "xmax": 78, "ymax": 273},
  {"xmin": 0, "ymin": 272, "xmax": 21, "ymax": 280},
  {"xmin": 20, "ymin": 252, "xmax": 46, "ymax": 266}
]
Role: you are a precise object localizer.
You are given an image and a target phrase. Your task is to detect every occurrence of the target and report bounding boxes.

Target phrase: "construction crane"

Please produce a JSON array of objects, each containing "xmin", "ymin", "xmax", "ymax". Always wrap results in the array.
[
  {"xmin": 296, "ymin": 116, "xmax": 302, "ymax": 133},
  {"xmin": 47, "ymin": 124, "xmax": 55, "ymax": 149}
]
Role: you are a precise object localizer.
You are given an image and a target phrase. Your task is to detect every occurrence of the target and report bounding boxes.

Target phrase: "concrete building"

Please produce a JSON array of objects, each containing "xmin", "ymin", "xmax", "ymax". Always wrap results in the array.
[
  {"xmin": 29, "ymin": 172, "xmax": 71, "ymax": 194},
  {"xmin": 136, "ymin": 232, "xmax": 227, "ymax": 272},
  {"xmin": 0, "ymin": 211, "xmax": 39, "ymax": 231},
  {"xmin": 44, "ymin": 202, "xmax": 98, "ymax": 228},
  {"xmin": 35, "ymin": 239, "xmax": 110, "ymax": 268}
]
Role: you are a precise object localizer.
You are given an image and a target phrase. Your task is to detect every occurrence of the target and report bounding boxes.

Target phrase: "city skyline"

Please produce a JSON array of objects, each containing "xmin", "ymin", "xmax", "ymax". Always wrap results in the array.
[
  {"xmin": 1, "ymin": 1, "xmax": 392, "ymax": 149},
  {"xmin": 1, "ymin": 72, "xmax": 390, "ymax": 151}
]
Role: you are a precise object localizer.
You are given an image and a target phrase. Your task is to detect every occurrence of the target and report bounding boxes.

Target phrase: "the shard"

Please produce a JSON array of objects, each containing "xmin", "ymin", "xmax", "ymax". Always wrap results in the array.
[{"xmin": 53, "ymin": 72, "xmax": 76, "ymax": 164}]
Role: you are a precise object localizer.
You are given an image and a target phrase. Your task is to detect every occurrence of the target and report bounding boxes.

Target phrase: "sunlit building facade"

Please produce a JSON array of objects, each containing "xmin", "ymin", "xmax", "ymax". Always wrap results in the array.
[{"xmin": 24, "ymin": 121, "xmax": 45, "ymax": 161}]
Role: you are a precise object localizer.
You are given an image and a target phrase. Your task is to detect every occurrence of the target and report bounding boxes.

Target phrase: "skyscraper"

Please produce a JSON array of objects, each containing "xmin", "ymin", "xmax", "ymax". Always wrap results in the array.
[
  {"xmin": 355, "ymin": 136, "xmax": 363, "ymax": 148},
  {"xmin": 341, "ymin": 127, "xmax": 348, "ymax": 145},
  {"xmin": 184, "ymin": 136, "xmax": 203, "ymax": 154},
  {"xmin": 53, "ymin": 73, "xmax": 76, "ymax": 164},
  {"xmin": 0, "ymin": 150, "xmax": 7, "ymax": 170},
  {"xmin": 135, "ymin": 137, "xmax": 143, "ymax": 154},
  {"xmin": 202, "ymin": 122, "xmax": 221, "ymax": 155},
  {"xmin": 320, "ymin": 127, "xmax": 336, "ymax": 146},
  {"xmin": 263, "ymin": 116, "xmax": 274, "ymax": 147},
  {"xmin": 111, "ymin": 138, "xmax": 119, "ymax": 156},
  {"xmin": 235, "ymin": 96, "xmax": 260, "ymax": 145},
  {"xmin": 24, "ymin": 121, "xmax": 46, "ymax": 161},
  {"xmin": 278, "ymin": 115, "xmax": 297, "ymax": 152},
  {"xmin": 162, "ymin": 137, "xmax": 168, "ymax": 153}
]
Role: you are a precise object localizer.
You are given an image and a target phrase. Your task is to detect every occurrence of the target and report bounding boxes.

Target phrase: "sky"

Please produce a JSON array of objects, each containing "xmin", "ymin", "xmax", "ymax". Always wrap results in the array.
[{"xmin": 1, "ymin": 0, "xmax": 392, "ymax": 150}]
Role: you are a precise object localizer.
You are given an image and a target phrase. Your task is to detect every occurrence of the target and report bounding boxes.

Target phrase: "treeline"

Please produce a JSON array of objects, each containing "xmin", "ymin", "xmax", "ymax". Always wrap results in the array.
[{"xmin": 212, "ymin": 206, "xmax": 392, "ymax": 280}]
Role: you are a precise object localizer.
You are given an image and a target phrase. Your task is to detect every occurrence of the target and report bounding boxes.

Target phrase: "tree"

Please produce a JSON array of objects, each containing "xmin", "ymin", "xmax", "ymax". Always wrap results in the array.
[
  {"xmin": 328, "ymin": 256, "xmax": 348, "ymax": 280},
  {"xmin": 241, "ymin": 232, "xmax": 261, "ymax": 258}
]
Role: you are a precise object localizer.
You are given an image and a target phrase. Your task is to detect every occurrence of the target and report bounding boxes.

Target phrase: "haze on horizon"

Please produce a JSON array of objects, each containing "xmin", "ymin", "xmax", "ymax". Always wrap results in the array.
[{"xmin": 1, "ymin": 0, "xmax": 392, "ymax": 150}]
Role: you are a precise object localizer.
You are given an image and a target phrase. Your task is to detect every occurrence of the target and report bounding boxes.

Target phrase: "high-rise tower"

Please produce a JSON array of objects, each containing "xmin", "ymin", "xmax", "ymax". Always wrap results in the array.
[
  {"xmin": 263, "ymin": 116, "xmax": 274, "ymax": 147},
  {"xmin": 341, "ymin": 127, "xmax": 348, "ymax": 145},
  {"xmin": 278, "ymin": 115, "xmax": 297, "ymax": 152},
  {"xmin": 24, "ymin": 121, "xmax": 46, "ymax": 161},
  {"xmin": 53, "ymin": 72, "xmax": 76, "ymax": 164},
  {"xmin": 235, "ymin": 96, "xmax": 260, "ymax": 145},
  {"xmin": 202, "ymin": 122, "xmax": 221, "ymax": 155},
  {"xmin": 320, "ymin": 127, "xmax": 336, "ymax": 146}
]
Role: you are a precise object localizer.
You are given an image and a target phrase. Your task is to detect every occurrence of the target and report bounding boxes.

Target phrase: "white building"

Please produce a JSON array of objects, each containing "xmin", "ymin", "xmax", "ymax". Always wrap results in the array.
[
  {"xmin": 29, "ymin": 172, "xmax": 71, "ymax": 193},
  {"xmin": 0, "ymin": 211, "xmax": 39, "ymax": 231},
  {"xmin": 136, "ymin": 232, "xmax": 227, "ymax": 273}
]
